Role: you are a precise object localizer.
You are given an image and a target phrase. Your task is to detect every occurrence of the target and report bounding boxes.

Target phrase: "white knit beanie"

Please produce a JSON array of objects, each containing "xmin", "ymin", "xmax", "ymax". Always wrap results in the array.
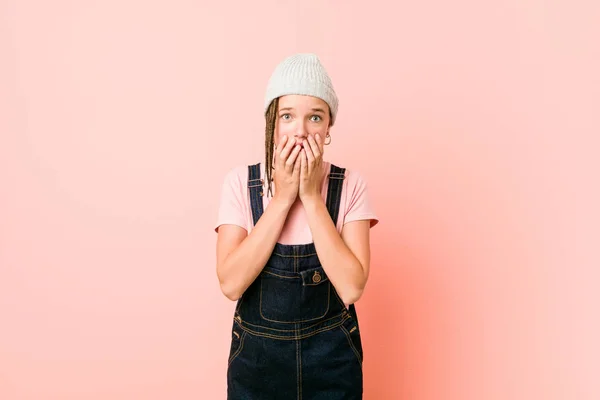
[{"xmin": 264, "ymin": 53, "xmax": 339, "ymax": 125}]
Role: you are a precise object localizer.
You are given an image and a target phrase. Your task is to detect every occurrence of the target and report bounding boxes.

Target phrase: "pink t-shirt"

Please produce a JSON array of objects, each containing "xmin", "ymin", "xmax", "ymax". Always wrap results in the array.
[{"xmin": 215, "ymin": 161, "xmax": 379, "ymax": 245}]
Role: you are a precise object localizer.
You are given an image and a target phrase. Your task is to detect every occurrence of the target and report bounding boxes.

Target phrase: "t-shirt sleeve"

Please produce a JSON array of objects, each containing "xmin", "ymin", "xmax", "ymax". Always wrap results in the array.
[
  {"xmin": 214, "ymin": 167, "xmax": 248, "ymax": 233},
  {"xmin": 344, "ymin": 171, "xmax": 379, "ymax": 228}
]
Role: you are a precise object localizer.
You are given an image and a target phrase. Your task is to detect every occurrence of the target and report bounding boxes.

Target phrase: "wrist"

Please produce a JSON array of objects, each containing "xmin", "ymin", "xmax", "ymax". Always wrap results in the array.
[
  {"xmin": 300, "ymin": 193, "xmax": 323, "ymax": 207},
  {"xmin": 272, "ymin": 192, "xmax": 296, "ymax": 208}
]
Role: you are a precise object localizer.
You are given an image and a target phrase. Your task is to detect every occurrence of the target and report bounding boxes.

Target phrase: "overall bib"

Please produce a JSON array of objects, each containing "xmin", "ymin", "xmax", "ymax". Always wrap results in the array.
[{"xmin": 227, "ymin": 163, "xmax": 363, "ymax": 400}]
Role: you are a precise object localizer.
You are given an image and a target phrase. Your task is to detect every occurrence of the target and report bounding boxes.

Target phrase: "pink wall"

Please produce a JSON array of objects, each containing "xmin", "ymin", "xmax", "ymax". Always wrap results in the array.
[{"xmin": 1, "ymin": 1, "xmax": 598, "ymax": 399}]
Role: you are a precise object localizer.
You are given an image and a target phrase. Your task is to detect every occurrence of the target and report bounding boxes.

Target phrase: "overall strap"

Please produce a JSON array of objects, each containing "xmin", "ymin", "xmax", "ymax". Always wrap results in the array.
[
  {"xmin": 248, "ymin": 163, "xmax": 264, "ymax": 227},
  {"xmin": 324, "ymin": 164, "xmax": 360, "ymax": 320},
  {"xmin": 325, "ymin": 164, "xmax": 346, "ymax": 226}
]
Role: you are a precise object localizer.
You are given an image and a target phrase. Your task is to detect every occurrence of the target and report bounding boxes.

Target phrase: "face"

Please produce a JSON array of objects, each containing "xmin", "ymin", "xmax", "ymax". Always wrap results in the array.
[{"xmin": 274, "ymin": 95, "xmax": 331, "ymax": 149}]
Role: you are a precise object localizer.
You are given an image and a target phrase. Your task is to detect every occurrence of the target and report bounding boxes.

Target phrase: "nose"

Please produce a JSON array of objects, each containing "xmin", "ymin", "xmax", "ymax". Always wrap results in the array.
[{"xmin": 294, "ymin": 122, "xmax": 308, "ymax": 142}]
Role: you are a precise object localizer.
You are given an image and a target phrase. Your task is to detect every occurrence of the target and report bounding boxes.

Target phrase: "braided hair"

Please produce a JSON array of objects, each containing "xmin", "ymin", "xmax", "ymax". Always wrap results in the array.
[{"xmin": 264, "ymin": 98, "xmax": 278, "ymax": 197}]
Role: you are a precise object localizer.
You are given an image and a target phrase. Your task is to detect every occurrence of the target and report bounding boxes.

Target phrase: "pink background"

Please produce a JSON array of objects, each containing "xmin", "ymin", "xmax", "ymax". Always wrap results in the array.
[{"xmin": 1, "ymin": 1, "xmax": 598, "ymax": 399}]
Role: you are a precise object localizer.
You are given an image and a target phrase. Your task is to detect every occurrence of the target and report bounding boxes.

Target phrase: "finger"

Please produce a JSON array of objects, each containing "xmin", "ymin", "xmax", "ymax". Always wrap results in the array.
[
  {"xmin": 274, "ymin": 135, "xmax": 286, "ymax": 168},
  {"xmin": 303, "ymin": 140, "xmax": 316, "ymax": 175},
  {"xmin": 286, "ymin": 145, "xmax": 302, "ymax": 170},
  {"xmin": 301, "ymin": 138, "xmax": 312, "ymax": 158},
  {"xmin": 276, "ymin": 135, "xmax": 288, "ymax": 156},
  {"xmin": 308, "ymin": 133, "xmax": 323, "ymax": 158},
  {"xmin": 279, "ymin": 134, "xmax": 288, "ymax": 149},
  {"xmin": 299, "ymin": 149, "xmax": 306, "ymax": 176},
  {"xmin": 279, "ymin": 138, "xmax": 296, "ymax": 162},
  {"xmin": 304, "ymin": 139, "xmax": 317, "ymax": 163},
  {"xmin": 293, "ymin": 151, "xmax": 302, "ymax": 177},
  {"xmin": 315, "ymin": 133, "xmax": 325, "ymax": 154}
]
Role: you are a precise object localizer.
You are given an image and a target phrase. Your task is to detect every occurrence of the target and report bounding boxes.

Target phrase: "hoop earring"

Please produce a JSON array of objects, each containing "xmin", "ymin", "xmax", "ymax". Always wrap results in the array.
[{"xmin": 324, "ymin": 133, "xmax": 332, "ymax": 146}]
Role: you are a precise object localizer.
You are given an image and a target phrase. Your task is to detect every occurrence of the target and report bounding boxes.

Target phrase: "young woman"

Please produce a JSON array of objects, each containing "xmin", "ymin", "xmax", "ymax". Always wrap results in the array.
[{"xmin": 215, "ymin": 53, "xmax": 379, "ymax": 399}]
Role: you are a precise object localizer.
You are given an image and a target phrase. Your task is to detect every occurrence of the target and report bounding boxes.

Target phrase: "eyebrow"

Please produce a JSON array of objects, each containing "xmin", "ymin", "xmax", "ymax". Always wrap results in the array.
[{"xmin": 278, "ymin": 107, "xmax": 326, "ymax": 114}]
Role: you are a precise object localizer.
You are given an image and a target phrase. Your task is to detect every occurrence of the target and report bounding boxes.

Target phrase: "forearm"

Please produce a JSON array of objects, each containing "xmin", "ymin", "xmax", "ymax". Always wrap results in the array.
[
  {"xmin": 219, "ymin": 195, "xmax": 293, "ymax": 300},
  {"xmin": 303, "ymin": 196, "xmax": 366, "ymax": 304}
]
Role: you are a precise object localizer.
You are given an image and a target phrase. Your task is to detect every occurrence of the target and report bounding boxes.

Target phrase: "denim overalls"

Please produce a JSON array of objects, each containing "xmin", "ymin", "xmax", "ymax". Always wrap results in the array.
[{"xmin": 227, "ymin": 163, "xmax": 364, "ymax": 400}]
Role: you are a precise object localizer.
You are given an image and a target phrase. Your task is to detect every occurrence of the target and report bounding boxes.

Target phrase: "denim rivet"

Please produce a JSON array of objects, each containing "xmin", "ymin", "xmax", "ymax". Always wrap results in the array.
[{"xmin": 312, "ymin": 271, "xmax": 322, "ymax": 283}]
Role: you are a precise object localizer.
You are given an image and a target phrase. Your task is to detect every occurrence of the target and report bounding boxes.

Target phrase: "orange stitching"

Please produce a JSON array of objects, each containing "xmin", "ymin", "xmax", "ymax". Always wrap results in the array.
[
  {"xmin": 228, "ymin": 331, "xmax": 246, "ymax": 366},
  {"xmin": 235, "ymin": 315, "xmax": 350, "ymax": 340},
  {"xmin": 296, "ymin": 334, "xmax": 302, "ymax": 400},
  {"xmin": 236, "ymin": 312, "xmax": 345, "ymax": 332},
  {"xmin": 272, "ymin": 252, "xmax": 318, "ymax": 258},
  {"xmin": 341, "ymin": 325, "xmax": 363, "ymax": 366},
  {"xmin": 263, "ymin": 270, "xmax": 299, "ymax": 279},
  {"xmin": 259, "ymin": 283, "xmax": 330, "ymax": 324}
]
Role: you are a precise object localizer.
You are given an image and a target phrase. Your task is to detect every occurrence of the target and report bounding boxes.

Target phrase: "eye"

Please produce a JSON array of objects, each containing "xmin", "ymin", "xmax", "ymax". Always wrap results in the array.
[
  {"xmin": 280, "ymin": 113, "xmax": 291, "ymax": 120},
  {"xmin": 310, "ymin": 115, "xmax": 322, "ymax": 122}
]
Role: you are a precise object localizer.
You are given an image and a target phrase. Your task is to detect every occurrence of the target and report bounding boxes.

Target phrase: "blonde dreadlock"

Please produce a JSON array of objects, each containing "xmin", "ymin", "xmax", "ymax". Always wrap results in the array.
[{"xmin": 264, "ymin": 98, "xmax": 278, "ymax": 197}]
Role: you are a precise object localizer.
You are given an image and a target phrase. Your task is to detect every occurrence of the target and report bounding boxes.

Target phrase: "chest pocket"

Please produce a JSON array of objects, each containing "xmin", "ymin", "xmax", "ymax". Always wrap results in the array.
[{"xmin": 259, "ymin": 265, "xmax": 330, "ymax": 323}]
